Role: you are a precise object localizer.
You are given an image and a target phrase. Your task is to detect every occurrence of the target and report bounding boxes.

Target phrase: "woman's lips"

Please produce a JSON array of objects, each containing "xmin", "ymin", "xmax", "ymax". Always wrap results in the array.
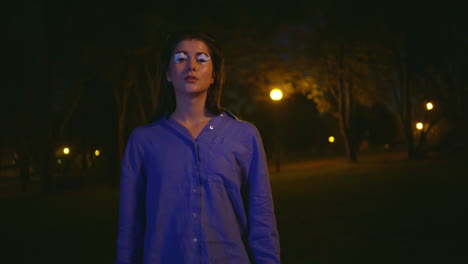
[{"xmin": 184, "ymin": 76, "xmax": 198, "ymax": 82}]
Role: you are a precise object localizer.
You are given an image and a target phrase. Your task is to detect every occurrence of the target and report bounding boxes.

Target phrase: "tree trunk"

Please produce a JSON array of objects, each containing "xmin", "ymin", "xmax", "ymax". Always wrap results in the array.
[
  {"xmin": 40, "ymin": 143, "xmax": 54, "ymax": 193},
  {"xmin": 113, "ymin": 75, "xmax": 130, "ymax": 188},
  {"xmin": 403, "ymin": 118, "xmax": 417, "ymax": 160},
  {"xmin": 403, "ymin": 80, "xmax": 417, "ymax": 160},
  {"xmin": 341, "ymin": 78, "xmax": 358, "ymax": 163},
  {"xmin": 18, "ymin": 150, "xmax": 30, "ymax": 192},
  {"xmin": 339, "ymin": 120, "xmax": 358, "ymax": 163}
]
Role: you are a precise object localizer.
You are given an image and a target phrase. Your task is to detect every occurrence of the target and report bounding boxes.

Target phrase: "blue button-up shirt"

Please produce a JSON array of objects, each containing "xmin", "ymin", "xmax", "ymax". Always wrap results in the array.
[{"xmin": 116, "ymin": 111, "xmax": 280, "ymax": 264}]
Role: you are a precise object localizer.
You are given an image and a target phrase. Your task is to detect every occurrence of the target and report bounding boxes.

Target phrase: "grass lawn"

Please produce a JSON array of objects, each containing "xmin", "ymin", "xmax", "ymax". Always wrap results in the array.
[
  {"xmin": 272, "ymin": 152, "xmax": 467, "ymax": 263},
  {"xmin": 1, "ymin": 152, "xmax": 466, "ymax": 263}
]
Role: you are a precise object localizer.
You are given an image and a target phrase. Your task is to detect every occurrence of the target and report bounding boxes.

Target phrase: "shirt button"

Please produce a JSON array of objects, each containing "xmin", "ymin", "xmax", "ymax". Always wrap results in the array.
[
  {"xmin": 220, "ymin": 113, "xmax": 224, "ymax": 116},
  {"xmin": 192, "ymin": 213, "xmax": 197, "ymax": 218},
  {"xmin": 193, "ymin": 238, "xmax": 198, "ymax": 243},
  {"xmin": 209, "ymin": 125, "xmax": 214, "ymax": 130},
  {"xmin": 192, "ymin": 188, "xmax": 197, "ymax": 193}
]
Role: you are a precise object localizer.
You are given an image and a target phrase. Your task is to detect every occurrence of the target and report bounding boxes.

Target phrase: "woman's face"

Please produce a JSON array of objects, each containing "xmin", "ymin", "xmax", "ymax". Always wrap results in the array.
[{"xmin": 167, "ymin": 39, "xmax": 214, "ymax": 97}]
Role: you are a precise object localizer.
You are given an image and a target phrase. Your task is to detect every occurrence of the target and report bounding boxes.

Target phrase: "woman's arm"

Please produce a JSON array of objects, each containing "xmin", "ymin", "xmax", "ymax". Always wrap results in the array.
[
  {"xmin": 116, "ymin": 130, "xmax": 147, "ymax": 264},
  {"xmin": 246, "ymin": 127, "xmax": 281, "ymax": 264}
]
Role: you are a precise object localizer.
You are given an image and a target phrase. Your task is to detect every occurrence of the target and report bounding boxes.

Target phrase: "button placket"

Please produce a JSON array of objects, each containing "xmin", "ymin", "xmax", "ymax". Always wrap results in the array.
[{"xmin": 191, "ymin": 141, "xmax": 202, "ymax": 253}]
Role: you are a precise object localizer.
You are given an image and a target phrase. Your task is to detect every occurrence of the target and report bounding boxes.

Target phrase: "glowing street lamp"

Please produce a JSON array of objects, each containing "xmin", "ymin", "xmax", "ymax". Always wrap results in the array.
[
  {"xmin": 328, "ymin": 136, "xmax": 335, "ymax": 143},
  {"xmin": 416, "ymin": 122, "xmax": 424, "ymax": 130},
  {"xmin": 63, "ymin": 147, "xmax": 70, "ymax": 155},
  {"xmin": 270, "ymin": 88, "xmax": 283, "ymax": 172},
  {"xmin": 426, "ymin": 102, "xmax": 434, "ymax": 111},
  {"xmin": 270, "ymin": 89, "xmax": 283, "ymax": 101},
  {"xmin": 94, "ymin": 149, "xmax": 100, "ymax": 157}
]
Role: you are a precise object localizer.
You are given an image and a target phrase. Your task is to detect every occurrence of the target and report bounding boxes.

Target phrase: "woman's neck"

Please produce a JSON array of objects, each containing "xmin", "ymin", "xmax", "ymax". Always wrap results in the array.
[{"xmin": 171, "ymin": 92, "xmax": 213, "ymax": 124}]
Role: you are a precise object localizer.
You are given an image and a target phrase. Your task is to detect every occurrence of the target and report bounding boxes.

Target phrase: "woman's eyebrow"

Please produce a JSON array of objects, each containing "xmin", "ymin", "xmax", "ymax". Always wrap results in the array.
[
  {"xmin": 174, "ymin": 51, "xmax": 210, "ymax": 56},
  {"xmin": 195, "ymin": 52, "xmax": 210, "ymax": 56}
]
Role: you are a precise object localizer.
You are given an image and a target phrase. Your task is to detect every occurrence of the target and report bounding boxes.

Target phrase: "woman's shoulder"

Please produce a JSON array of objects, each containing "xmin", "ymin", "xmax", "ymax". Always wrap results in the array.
[
  {"xmin": 128, "ymin": 118, "xmax": 166, "ymax": 141},
  {"xmin": 222, "ymin": 110, "xmax": 261, "ymax": 139}
]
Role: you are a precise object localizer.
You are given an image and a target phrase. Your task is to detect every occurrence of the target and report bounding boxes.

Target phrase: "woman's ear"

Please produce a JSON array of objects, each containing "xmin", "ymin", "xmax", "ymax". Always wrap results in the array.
[
  {"xmin": 166, "ymin": 71, "xmax": 171, "ymax": 82},
  {"xmin": 211, "ymin": 72, "xmax": 215, "ymax": 84}
]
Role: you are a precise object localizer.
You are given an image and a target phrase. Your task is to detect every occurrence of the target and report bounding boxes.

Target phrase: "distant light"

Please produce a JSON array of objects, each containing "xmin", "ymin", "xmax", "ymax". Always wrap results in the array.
[
  {"xmin": 94, "ymin": 150, "xmax": 100, "ymax": 157},
  {"xmin": 426, "ymin": 102, "xmax": 434, "ymax": 111},
  {"xmin": 270, "ymin": 89, "xmax": 283, "ymax": 101},
  {"xmin": 63, "ymin": 147, "xmax": 70, "ymax": 155},
  {"xmin": 384, "ymin": 144, "xmax": 390, "ymax": 150},
  {"xmin": 328, "ymin": 136, "xmax": 335, "ymax": 143},
  {"xmin": 58, "ymin": 159, "xmax": 62, "ymax": 164},
  {"xmin": 416, "ymin": 122, "xmax": 424, "ymax": 130}
]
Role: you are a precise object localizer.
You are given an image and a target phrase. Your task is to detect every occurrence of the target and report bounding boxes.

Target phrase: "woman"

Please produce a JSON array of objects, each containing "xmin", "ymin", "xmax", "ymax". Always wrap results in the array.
[{"xmin": 116, "ymin": 31, "xmax": 280, "ymax": 264}]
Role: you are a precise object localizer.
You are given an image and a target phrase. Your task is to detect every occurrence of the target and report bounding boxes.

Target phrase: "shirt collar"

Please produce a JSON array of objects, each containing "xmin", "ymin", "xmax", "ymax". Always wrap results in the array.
[{"xmin": 161, "ymin": 111, "xmax": 235, "ymax": 142}]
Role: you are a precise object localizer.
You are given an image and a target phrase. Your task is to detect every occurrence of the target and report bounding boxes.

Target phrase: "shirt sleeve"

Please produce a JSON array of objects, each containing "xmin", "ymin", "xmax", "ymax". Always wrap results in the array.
[
  {"xmin": 246, "ymin": 126, "xmax": 281, "ymax": 264},
  {"xmin": 116, "ymin": 130, "xmax": 147, "ymax": 264}
]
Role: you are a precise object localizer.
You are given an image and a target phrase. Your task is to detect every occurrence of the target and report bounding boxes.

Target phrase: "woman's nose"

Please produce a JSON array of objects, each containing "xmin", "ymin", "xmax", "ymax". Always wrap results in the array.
[{"xmin": 186, "ymin": 57, "xmax": 197, "ymax": 72}]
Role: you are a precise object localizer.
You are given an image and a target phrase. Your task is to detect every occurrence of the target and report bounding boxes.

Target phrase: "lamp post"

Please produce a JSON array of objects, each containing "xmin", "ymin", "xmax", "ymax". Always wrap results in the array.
[
  {"xmin": 328, "ymin": 136, "xmax": 336, "ymax": 155},
  {"xmin": 270, "ymin": 89, "xmax": 283, "ymax": 172}
]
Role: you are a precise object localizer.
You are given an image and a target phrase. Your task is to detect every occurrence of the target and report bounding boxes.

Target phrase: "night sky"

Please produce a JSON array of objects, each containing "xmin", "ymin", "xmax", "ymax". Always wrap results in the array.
[
  {"xmin": 3, "ymin": 1, "xmax": 467, "ymax": 158},
  {"xmin": 0, "ymin": 1, "xmax": 465, "ymax": 164}
]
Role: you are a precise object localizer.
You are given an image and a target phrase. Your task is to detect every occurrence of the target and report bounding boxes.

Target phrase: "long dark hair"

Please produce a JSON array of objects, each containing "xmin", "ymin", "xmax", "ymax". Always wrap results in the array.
[{"xmin": 153, "ymin": 31, "xmax": 225, "ymax": 120}]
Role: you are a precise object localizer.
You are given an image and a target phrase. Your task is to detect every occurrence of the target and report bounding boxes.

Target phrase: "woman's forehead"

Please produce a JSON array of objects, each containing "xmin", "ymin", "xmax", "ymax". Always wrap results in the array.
[{"xmin": 174, "ymin": 39, "xmax": 210, "ymax": 55}]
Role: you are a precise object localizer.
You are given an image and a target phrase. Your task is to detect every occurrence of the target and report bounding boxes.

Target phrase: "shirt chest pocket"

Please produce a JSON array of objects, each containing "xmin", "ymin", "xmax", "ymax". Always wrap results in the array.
[{"xmin": 203, "ymin": 141, "xmax": 250, "ymax": 189}]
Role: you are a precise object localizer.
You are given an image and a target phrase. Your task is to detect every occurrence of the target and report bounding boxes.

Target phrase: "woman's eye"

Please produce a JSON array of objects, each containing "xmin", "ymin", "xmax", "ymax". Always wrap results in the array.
[
  {"xmin": 197, "ymin": 54, "xmax": 211, "ymax": 64},
  {"xmin": 173, "ymin": 52, "xmax": 187, "ymax": 63}
]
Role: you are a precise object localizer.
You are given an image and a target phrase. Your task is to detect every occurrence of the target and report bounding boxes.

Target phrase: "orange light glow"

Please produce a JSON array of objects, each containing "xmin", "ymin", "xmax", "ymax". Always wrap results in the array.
[
  {"xmin": 426, "ymin": 102, "xmax": 434, "ymax": 110},
  {"xmin": 270, "ymin": 89, "xmax": 283, "ymax": 101},
  {"xmin": 416, "ymin": 122, "xmax": 423, "ymax": 130}
]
